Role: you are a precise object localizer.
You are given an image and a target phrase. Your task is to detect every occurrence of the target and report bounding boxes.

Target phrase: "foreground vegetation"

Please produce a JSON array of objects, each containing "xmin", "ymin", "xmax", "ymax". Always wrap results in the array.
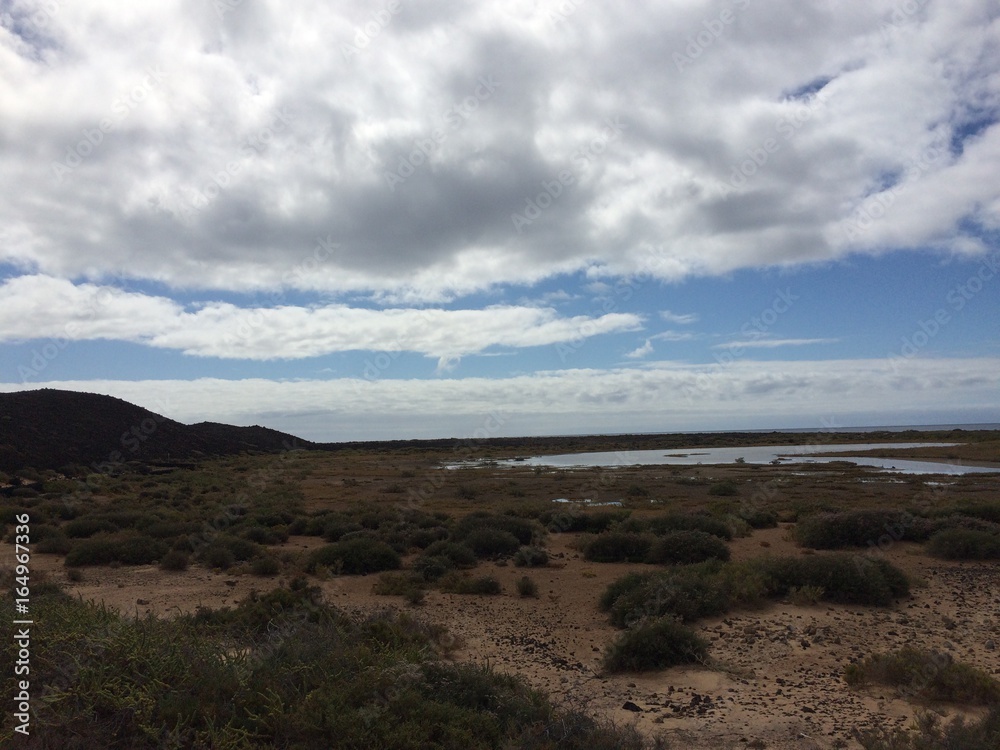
[{"xmin": 0, "ymin": 579, "xmax": 647, "ymax": 749}]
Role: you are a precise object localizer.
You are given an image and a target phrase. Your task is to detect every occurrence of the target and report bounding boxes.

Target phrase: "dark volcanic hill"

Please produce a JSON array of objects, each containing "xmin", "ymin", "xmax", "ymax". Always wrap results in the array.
[{"xmin": 0, "ymin": 389, "xmax": 312, "ymax": 472}]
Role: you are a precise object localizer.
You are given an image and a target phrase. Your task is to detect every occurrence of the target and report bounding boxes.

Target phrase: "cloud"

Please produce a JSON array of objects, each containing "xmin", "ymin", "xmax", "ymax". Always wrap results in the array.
[
  {"xmin": 659, "ymin": 311, "xmax": 699, "ymax": 325},
  {"xmin": 711, "ymin": 337, "xmax": 840, "ymax": 349},
  {"xmin": 1, "ymin": 1, "xmax": 997, "ymax": 300},
  {"xmin": 625, "ymin": 339, "xmax": 653, "ymax": 359},
  {"xmin": 0, "ymin": 275, "xmax": 643, "ymax": 360},
  {"xmin": 651, "ymin": 330, "xmax": 697, "ymax": 342},
  {"xmin": 4, "ymin": 357, "xmax": 996, "ymax": 440}
]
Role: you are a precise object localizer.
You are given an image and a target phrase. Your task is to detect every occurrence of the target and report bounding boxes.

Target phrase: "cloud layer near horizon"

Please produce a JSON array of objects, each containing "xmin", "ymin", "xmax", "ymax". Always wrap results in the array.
[
  {"xmin": 4, "ymin": 357, "xmax": 996, "ymax": 440},
  {"xmin": 2, "ymin": 0, "xmax": 998, "ymax": 301}
]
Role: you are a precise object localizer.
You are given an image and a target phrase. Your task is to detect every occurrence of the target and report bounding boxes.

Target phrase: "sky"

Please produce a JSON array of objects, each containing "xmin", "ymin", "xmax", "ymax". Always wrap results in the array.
[{"xmin": 0, "ymin": 0, "xmax": 998, "ymax": 442}]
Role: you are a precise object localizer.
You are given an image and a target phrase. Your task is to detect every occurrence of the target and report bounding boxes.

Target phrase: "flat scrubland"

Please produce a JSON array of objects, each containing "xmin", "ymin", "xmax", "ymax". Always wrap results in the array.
[{"xmin": 2, "ymin": 433, "xmax": 999, "ymax": 749}]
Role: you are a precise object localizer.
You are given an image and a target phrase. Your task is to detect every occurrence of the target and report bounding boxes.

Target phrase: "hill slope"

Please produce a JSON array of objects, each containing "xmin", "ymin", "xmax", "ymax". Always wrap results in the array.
[{"xmin": 0, "ymin": 389, "xmax": 311, "ymax": 471}]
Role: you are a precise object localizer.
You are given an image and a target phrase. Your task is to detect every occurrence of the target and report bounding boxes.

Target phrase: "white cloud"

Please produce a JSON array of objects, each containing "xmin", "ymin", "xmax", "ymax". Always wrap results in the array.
[
  {"xmin": 4, "ymin": 357, "xmax": 996, "ymax": 440},
  {"xmin": 0, "ymin": 275, "xmax": 643, "ymax": 360},
  {"xmin": 624, "ymin": 339, "xmax": 653, "ymax": 359},
  {"xmin": 1, "ymin": 1, "xmax": 996, "ymax": 300},
  {"xmin": 711, "ymin": 337, "xmax": 839, "ymax": 349},
  {"xmin": 660, "ymin": 311, "xmax": 699, "ymax": 325},
  {"xmin": 652, "ymin": 330, "xmax": 697, "ymax": 342}
]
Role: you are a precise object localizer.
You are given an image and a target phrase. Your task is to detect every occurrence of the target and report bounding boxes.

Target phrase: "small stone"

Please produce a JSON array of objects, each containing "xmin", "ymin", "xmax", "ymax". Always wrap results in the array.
[{"xmin": 622, "ymin": 701, "xmax": 642, "ymax": 712}]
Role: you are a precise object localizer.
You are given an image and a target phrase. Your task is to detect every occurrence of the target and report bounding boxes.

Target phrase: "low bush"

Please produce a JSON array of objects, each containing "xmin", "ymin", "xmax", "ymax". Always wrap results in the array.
[
  {"xmin": 795, "ymin": 509, "xmax": 915, "ymax": 549},
  {"xmin": 412, "ymin": 555, "xmax": 453, "ymax": 582},
  {"xmin": 306, "ymin": 538, "xmax": 401, "ymax": 575},
  {"xmin": 65, "ymin": 534, "xmax": 167, "ymax": 567},
  {"xmin": 845, "ymin": 647, "xmax": 1000, "ymax": 704},
  {"xmin": 516, "ymin": 575, "xmax": 539, "ymax": 598},
  {"xmin": 708, "ymin": 481, "xmax": 738, "ymax": 497},
  {"xmin": 373, "ymin": 571, "xmax": 426, "ymax": 598},
  {"xmin": 463, "ymin": 528, "xmax": 521, "ymax": 559},
  {"xmin": 242, "ymin": 525, "xmax": 288, "ymax": 545},
  {"xmin": 35, "ymin": 533, "xmax": 72, "ymax": 554},
  {"xmin": 603, "ymin": 617, "xmax": 709, "ymax": 672},
  {"xmin": 513, "ymin": 545, "xmax": 549, "ymax": 567},
  {"xmin": 762, "ymin": 554, "xmax": 910, "ymax": 606},
  {"xmin": 647, "ymin": 513, "xmax": 733, "ymax": 541},
  {"xmin": 250, "ymin": 556, "xmax": 281, "ymax": 576},
  {"xmin": 454, "ymin": 512, "xmax": 538, "ymax": 545},
  {"xmin": 926, "ymin": 528, "xmax": 1000, "ymax": 560},
  {"xmin": 855, "ymin": 706, "xmax": 1000, "ymax": 750},
  {"xmin": 583, "ymin": 532, "xmax": 653, "ymax": 563},
  {"xmin": 739, "ymin": 507, "xmax": 779, "ymax": 529},
  {"xmin": 440, "ymin": 574, "xmax": 502, "ymax": 595},
  {"xmin": 600, "ymin": 553, "xmax": 909, "ymax": 628},
  {"xmin": 64, "ymin": 517, "xmax": 117, "ymax": 538},
  {"xmin": 646, "ymin": 530, "xmax": 730, "ymax": 565},
  {"xmin": 422, "ymin": 541, "xmax": 478, "ymax": 569},
  {"xmin": 159, "ymin": 550, "xmax": 189, "ymax": 571},
  {"xmin": 2, "ymin": 585, "xmax": 648, "ymax": 749}
]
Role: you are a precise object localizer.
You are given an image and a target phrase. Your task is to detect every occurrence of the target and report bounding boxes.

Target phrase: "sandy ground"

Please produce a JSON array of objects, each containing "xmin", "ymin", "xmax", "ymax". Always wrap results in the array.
[{"xmin": 18, "ymin": 521, "xmax": 1000, "ymax": 750}]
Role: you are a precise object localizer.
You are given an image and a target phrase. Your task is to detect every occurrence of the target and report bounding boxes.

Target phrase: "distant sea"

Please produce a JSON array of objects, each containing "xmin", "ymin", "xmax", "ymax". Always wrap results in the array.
[{"xmin": 754, "ymin": 423, "xmax": 1000, "ymax": 433}]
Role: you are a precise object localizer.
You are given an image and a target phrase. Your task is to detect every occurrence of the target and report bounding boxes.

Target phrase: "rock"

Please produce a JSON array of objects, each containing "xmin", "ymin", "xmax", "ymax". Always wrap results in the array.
[
  {"xmin": 986, "ymin": 640, "xmax": 996, "ymax": 651},
  {"xmin": 622, "ymin": 701, "xmax": 642, "ymax": 712}
]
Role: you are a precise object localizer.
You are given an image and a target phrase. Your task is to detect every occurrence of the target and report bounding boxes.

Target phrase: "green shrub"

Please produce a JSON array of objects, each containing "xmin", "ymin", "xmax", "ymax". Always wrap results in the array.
[
  {"xmin": 251, "ymin": 556, "xmax": 281, "ymax": 576},
  {"xmin": 240, "ymin": 525, "xmax": 285, "ymax": 545},
  {"xmin": 202, "ymin": 546, "xmax": 235, "ymax": 570},
  {"xmin": 513, "ymin": 545, "xmax": 549, "ymax": 567},
  {"xmin": 407, "ymin": 527, "xmax": 448, "ymax": 549},
  {"xmin": 648, "ymin": 513, "xmax": 733, "ymax": 540},
  {"xmin": 412, "ymin": 555, "xmax": 453, "ymax": 582},
  {"xmin": 603, "ymin": 617, "xmax": 709, "ymax": 672},
  {"xmin": 440, "ymin": 574, "xmax": 502, "ymax": 595},
  {"xmin": 65, "ymin": 534, "xmax": 167, "ymax": 567},
  {"xmin": 36, "ymin": 533, "xmax": 72, "ymax": 554},
  {"xmin": 583, "ymin": 532, "xmax": 653, "ymax": 563},
  {"xmin": 463, "ymin": 528, "xmax": 521, "ymax": 559},
  {"xmin": 795, "ymin": 509, "xmax": 915, "ymax": 549},
  {"xmin": 64, "ymin": 517, "xmax": 117, "ymax": 538},
  {"xmin": 373, "ymin": 572, "xmax": 426, "ymax": 597},
  {"xmin": 516, "ymin": 575, "xmax": 539, "ymax": 598},
  {"xmin": 606, "ymin": 564, "xmax": 729, "ymax": 627},
  {"xmin": 739, "ymin": 507, "xmax": 779, "ymax": 528},
  {"xmin": 845, "ymin": 647, "xmax": 1000, "ymax": 704},
  {"xmin": 927, "ymin": 528, "xmax": 1000, "ymax": 560},
  {"xmin": 306, "ymin": 538, "xmax": 401, "ymax": 575},
  {"xmin": 159, "ymin": 550, "xmax": 190, "ymax": 571},
  {"xmin": 322, "ymin": 518, "xmax": 364, "ymax": 542},
  {"xmin": 454, "ymin": 512, "xmax": 538, "ymax": 545},
  {"xmin": 855, "ymin": 706, "xmax": 1000, "ymax": 750},
  {"xmin": 646, "ymin": 530, "xmax": 730, "ymax": 565},
  {"xmin": 422, "ymin": 540, "xmax": 477, "ymax": 568},
  {"xmin": 763, "ymin": 554, "xmax": 909, "ymax": 606},
  {"xmin": 708, "ymin": 481, "xmax": 738, "ymax": 496},
  {"xmin": 1, "ymin": 585, "xmax": 649, "ymax": 749}
]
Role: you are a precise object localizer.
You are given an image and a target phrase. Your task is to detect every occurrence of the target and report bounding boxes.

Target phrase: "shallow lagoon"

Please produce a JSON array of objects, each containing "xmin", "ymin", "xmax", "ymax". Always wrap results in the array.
[{"xmin": 499, "ymin": 442, "xmax": 998, "ymax": 475}]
